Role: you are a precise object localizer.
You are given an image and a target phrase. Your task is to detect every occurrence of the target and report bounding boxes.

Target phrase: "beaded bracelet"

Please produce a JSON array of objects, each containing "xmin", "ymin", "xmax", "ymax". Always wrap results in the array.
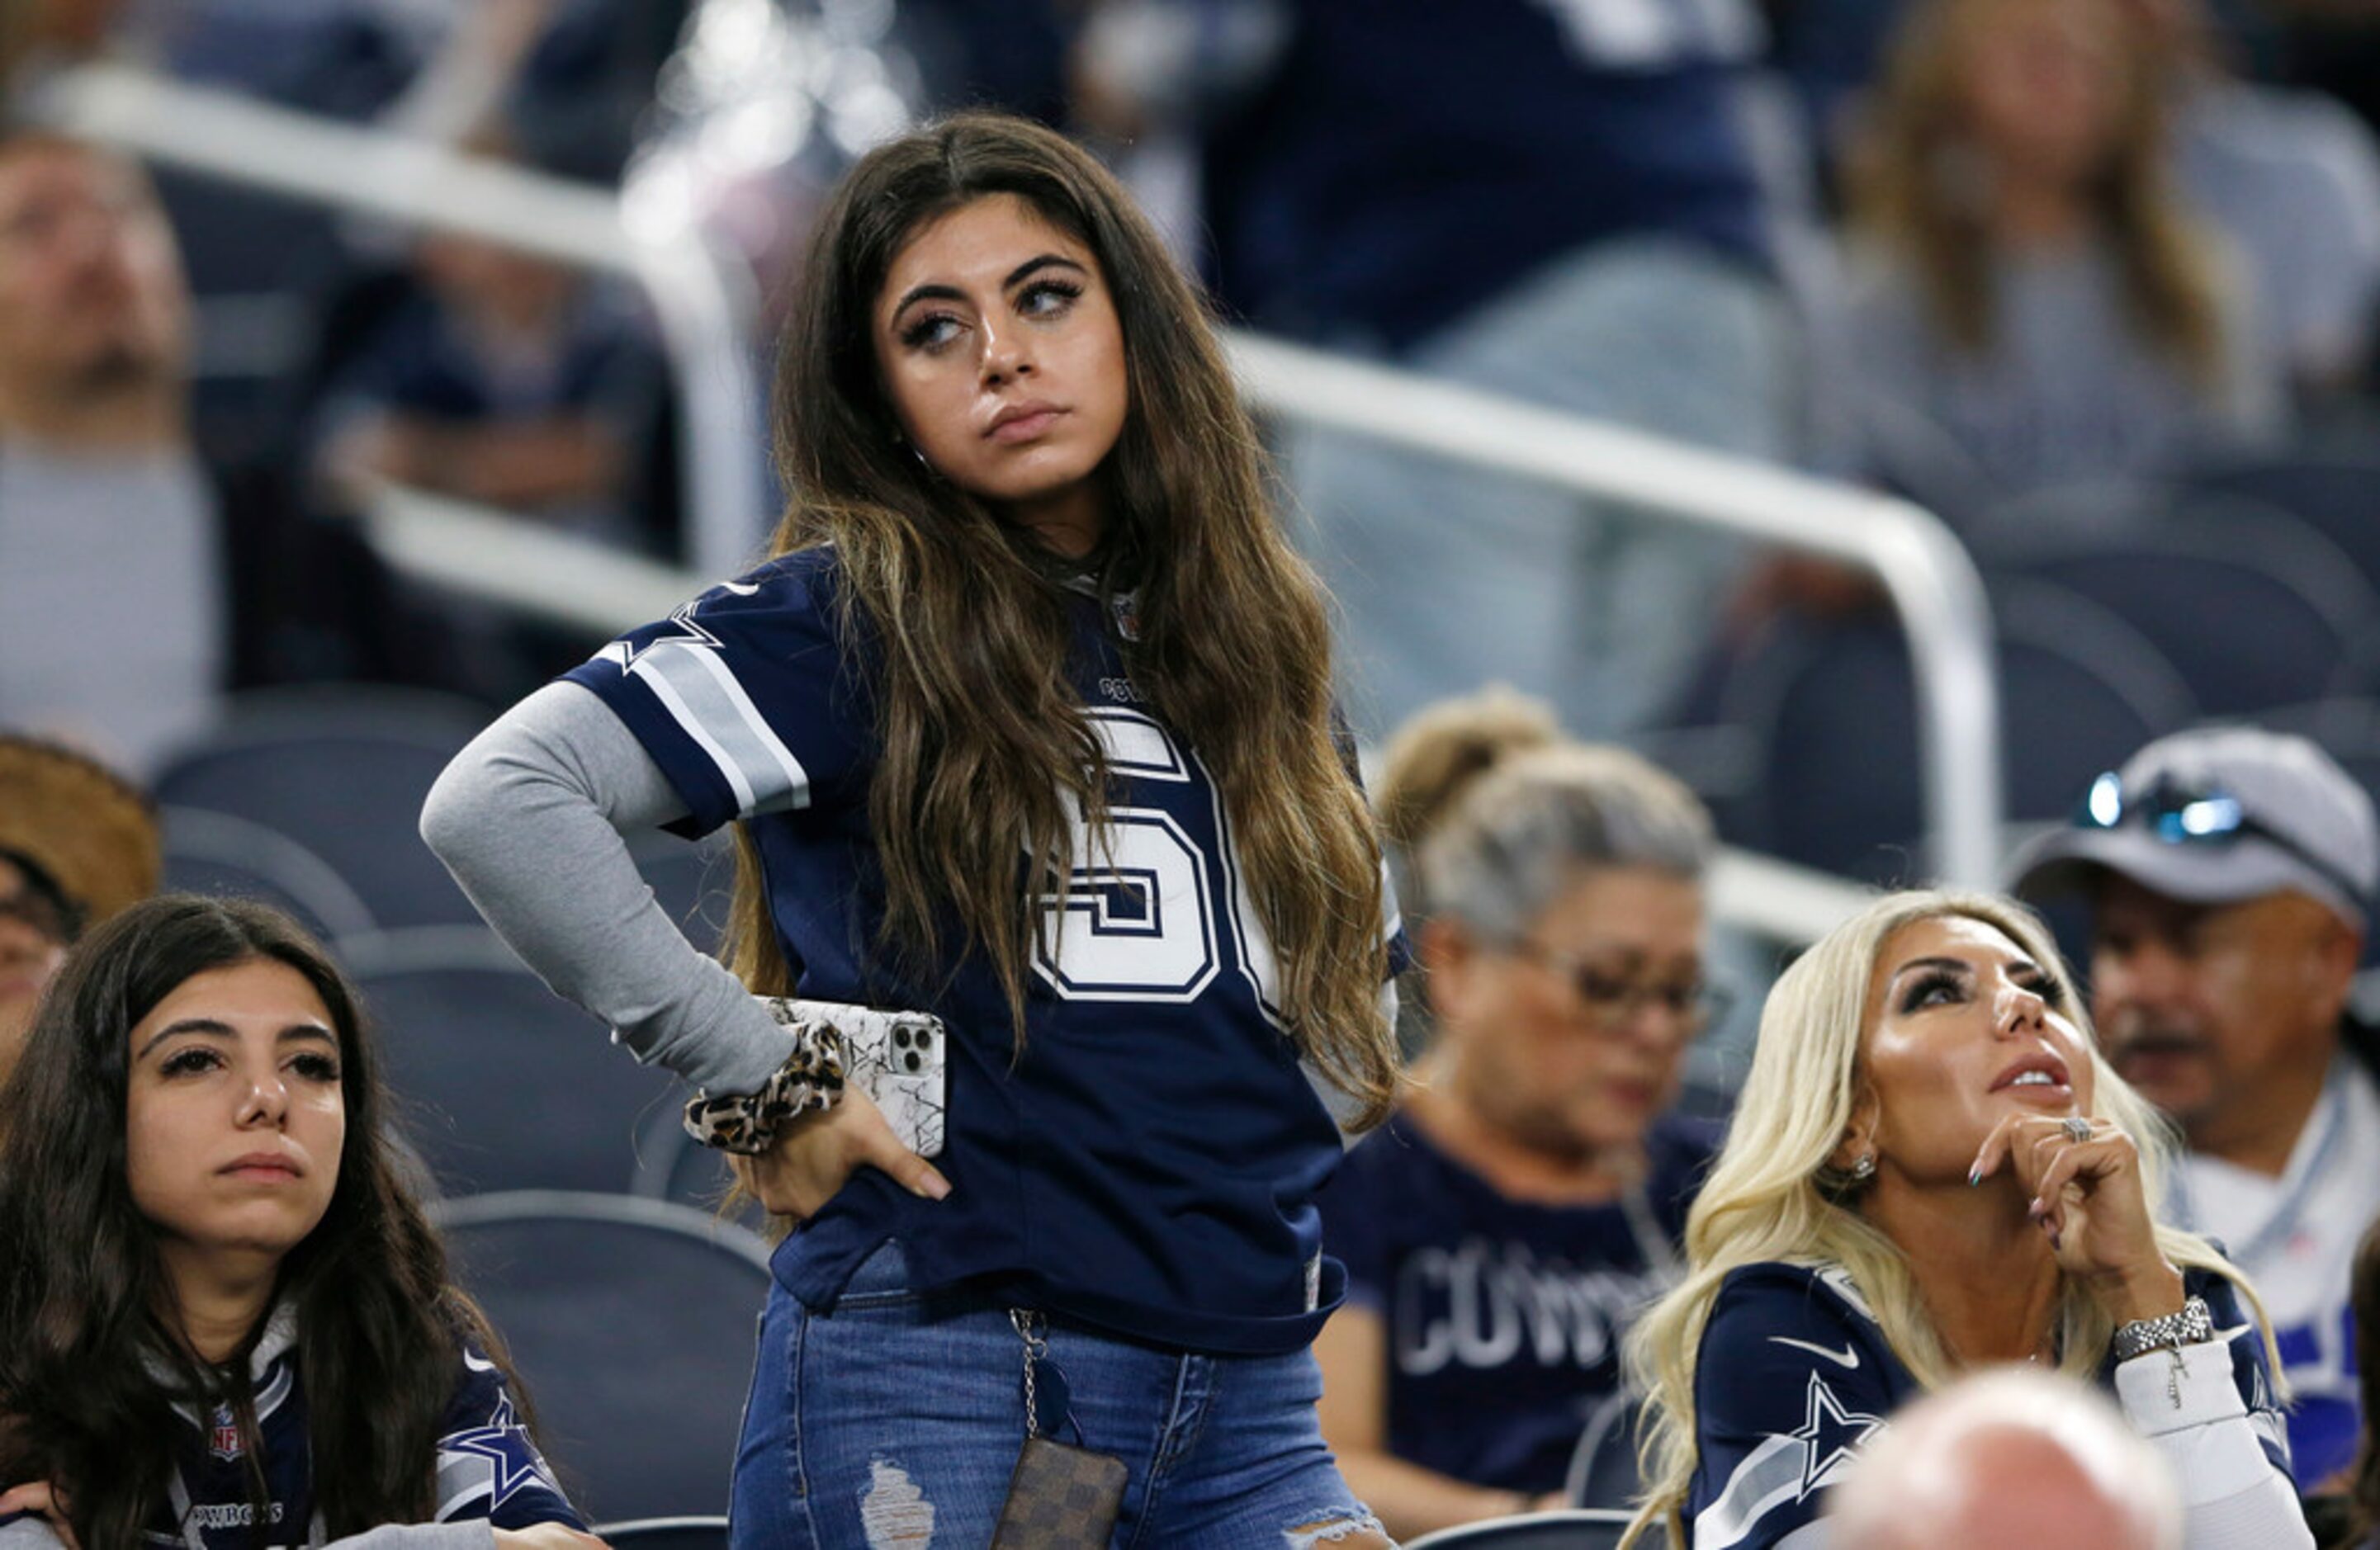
[{"xmin": 682, "ymin": 1009, "xmax": 846, "ymax": 1155}]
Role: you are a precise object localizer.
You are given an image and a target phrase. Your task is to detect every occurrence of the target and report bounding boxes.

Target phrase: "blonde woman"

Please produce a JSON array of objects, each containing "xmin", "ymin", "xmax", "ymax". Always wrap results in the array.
[{"xmin": 1622, "ymin": 890, "xmax": 2308, "ymax": 1549}]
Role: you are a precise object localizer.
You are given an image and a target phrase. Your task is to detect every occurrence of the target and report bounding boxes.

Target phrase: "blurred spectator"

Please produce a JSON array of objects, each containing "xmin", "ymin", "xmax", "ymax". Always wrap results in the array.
[
  {"xmin": 2140, "ymin": 0, "xmax": 2380, "ymax": 409},
  {"xmin": 0, "ymin": 131, "xmax": 220, "ymax": 770},
  {"xmin": 1832, "ymin": 0, "xmax": 2283, "ymax": 522},
  {"xmin": 1313, "ymin": 744, "xmax": 1721, "ymax": 1538},
  {"xmin": 0, "ymin": 732, "xmax": 158, "ymax": 1082},
  {"xmin": 1083, "ymin": 0, "xmax": 1793, "ymax": 740},
  {"xmin": 1825, "ymin": 1368, "xmax": 2184, "ymax": 1550},
  {"xmin": 310, "ymin": 126, "xmax": 673, "ymax": 556},
  {"xmin": 2013, "ymin": 725, "xmax": 2380, "ymax": 1486},
  {"xmin": 0, "ymin": 132, "xmax": 409, "ymax": 760}
]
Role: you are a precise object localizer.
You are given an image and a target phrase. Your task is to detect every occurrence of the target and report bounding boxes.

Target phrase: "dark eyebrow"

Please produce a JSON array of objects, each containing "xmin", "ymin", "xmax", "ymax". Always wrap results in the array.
[
  {"xmin": 1003, "ymin": 253, "xmax": 1084, "ymax": 291},
  {"xmin": 138, "ymin": 1019, "xmax": 338, "ymax": 1060},
  {"xmin": 887, "ymin": 254, "xmax": 1089, "ymax": 328},
  {"xmin": 1886, "ymin": 955, "xmax": 1971, "ymax": 990},
  {"xmin": 140, "ymin": 1018, "xmax": 233, "ymax": 1058}
]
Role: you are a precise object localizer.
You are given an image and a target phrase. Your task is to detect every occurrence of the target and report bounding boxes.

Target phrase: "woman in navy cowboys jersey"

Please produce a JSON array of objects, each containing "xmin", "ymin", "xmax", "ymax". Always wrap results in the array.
[
  {"xmin": 422, "ymin": 114, "xmax": 1402, "ymax": 1546},
  {"xmin": 0, "ymin": 897, "xmax": 593, "ymax": 1549},
  {"xmin": 1618, "ymin": 890, "xmax": 2310, "ymax": 1549}
]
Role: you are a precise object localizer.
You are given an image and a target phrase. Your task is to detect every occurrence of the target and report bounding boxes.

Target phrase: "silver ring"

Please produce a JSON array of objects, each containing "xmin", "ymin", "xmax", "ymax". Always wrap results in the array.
[{"xmin": 2061, "ymin": 1116, "xmax": 2093, "ymax": 1144}]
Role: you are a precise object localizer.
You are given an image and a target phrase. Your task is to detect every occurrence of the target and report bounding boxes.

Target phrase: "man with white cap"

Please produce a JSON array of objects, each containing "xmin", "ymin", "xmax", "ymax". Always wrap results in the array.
[{"xmin": 2013, "ymin": 725, "xmax": 2380, "ymax": 1490}]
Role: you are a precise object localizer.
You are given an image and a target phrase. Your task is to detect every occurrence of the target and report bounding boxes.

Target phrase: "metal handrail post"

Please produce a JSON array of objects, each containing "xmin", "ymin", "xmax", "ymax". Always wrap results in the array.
[
  {"xmin": 1223, "ymin": 332, "xmax": 2004, "ymax": 887},
  {"xmin": 32, "ymin": 62, "xmax": 770, "ymax": 577}
]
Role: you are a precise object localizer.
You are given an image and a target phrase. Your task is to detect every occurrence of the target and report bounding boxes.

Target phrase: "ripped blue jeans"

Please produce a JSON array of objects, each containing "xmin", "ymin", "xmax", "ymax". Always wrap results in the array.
[{"xmin": 731, "ymin": 1239, "xmax": 1388, "ymax": 1548}]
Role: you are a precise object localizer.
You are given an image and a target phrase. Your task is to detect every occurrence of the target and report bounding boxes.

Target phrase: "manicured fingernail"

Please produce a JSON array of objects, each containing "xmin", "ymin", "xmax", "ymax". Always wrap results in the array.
[
  {"xmin": 920, "ymin": 1174, "xmax": 951, "ymax": 1200},
  {"xmin": 2048, "ymin": 1230, "xmax": 2062, "ymax": 1250},
  {"xmin": 2028, "ymin": 1195, "xmax": 2043, "ymax": 1216},
  {"xmin": 1968, "ymin": 1165, "xmax": 1982, "ymax": 1187}
]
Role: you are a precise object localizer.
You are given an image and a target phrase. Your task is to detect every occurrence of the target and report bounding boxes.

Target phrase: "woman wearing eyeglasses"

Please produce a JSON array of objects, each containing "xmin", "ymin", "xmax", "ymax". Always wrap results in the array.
[{"xmin": 1313, "ymin": 744, "xmax": 1724, "ymax": 1538}]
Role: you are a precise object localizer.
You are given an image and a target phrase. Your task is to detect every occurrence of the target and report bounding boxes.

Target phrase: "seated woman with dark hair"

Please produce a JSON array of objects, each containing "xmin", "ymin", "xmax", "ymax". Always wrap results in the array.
[
  {"xmin": 0, "ymin": 896, "xmax": 601, "ymax": 1550},
  {"xmin": 1622, "ymin": 889, "xmax": 2311, "ymax": 1549}
]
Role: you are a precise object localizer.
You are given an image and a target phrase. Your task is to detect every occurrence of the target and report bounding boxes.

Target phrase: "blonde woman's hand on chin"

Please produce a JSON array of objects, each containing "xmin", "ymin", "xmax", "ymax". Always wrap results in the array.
[
  {"xmin": 729, "ymin": 1087, "xmax": 952, "ymax": 1221},
  {"xmin": 1970, "ymin": 1112, "xmax": 2187, "ymax": 1324}
]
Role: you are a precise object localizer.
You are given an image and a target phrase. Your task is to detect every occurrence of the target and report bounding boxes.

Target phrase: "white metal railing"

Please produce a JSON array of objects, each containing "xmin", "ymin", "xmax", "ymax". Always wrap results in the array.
[
  {"xmin": 363, "ymin": 484, "xmax": 1880, "ymax": 939},
  {"xmin": 31, "ymin": 63, "xmax": 769, "ymax": 579},
  {"xmin": 39, "ymin": 61, "xmax": 1999, "ymax": 890},
  {"xmin": 1225, "ymin": 335, "xmax": 2003, "ymax": 888}
]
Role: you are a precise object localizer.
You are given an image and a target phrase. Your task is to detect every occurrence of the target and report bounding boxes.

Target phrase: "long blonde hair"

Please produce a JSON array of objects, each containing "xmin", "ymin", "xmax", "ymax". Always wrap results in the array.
[
  {"xmin": 1846, "ymin": 0, "xmax": 2227, "ymax": 385},
  {"xmin": 723, "ymin": 114, "xmax": 1399, "ymax": 1125},
  {"xmin": 1621, "ymin": 890, "xmax": 2275, "ymax": 1547}
]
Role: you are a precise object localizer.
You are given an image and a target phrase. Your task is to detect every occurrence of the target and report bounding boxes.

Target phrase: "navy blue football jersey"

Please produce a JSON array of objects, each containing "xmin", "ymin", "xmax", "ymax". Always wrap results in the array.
[
  {"xmin": 1318, "ymin": 1111, "xmax": 1715, "ymax": 1494},
  {"xmin": 563, "ymin": 547, "xmax": 1404, "ymax": 1354},
  {"xmin": 1684, "ymin": 1262, "xmax": 2292, "ymax": 1549},
  {"xmin": 31, "ymin": 1307, "xmax": 587, "ymax": 1548}
]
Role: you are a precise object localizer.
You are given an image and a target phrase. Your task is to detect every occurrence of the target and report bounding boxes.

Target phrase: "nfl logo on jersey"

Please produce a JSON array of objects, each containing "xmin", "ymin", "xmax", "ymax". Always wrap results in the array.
[{"xmin": 208, "ymin": 1402, "xmax": 242, "ymax": 1463}]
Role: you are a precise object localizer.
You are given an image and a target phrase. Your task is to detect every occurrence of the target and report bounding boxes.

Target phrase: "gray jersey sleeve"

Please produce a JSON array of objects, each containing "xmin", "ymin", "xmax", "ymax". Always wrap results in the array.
[{"xmin": 420, "ymin": 680, "xmax": 796, "ymax": 1097}]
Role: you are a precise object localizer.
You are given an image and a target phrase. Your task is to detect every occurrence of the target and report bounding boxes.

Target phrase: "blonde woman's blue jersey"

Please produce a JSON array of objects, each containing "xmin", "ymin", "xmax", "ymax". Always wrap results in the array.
[{"xmin": 1685, "ymin": 1260, "xmax": 2289, "ymax": 1549}]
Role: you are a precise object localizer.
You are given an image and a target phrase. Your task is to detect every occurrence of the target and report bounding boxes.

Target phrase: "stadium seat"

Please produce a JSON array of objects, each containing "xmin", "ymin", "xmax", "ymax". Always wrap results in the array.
[
  {"xmin": 1979, "ymin": 513, "xmax": 2380, "ymax": 716},
  {"xmin": 1403, "ymin": 1507, "xmax": 1640, "ymax": 1548},
  {"xmin": 1720, "ymin": 582, "xmax": 2197, "ymax": 882},
  {"xmin": 346, "ymin": 926, "xmax": 684, "ymax": 1196},
  {"xmin": 159, "ymin": 805, "xmax": 378, "ymax": 943},
  {"xmin": 431, "ymin": 1192, "xmax": 772, "ymax": 1523},
  {"xmin": 153, "ymin": 686, "xmax": 491, "ymax": 928},
  {"xmin": 1564, "ymin": 1392, "xmax": 1647, "ymax": 1513},
  {"xmin": 589, "ymin": 1519, "xmax": 731, "ymax": 1550},
  {"xmin": 629, "ymin": 1111, "xmax": 767, "ymax": 1232},
  {"xmin": 2185, "ymin": 454, "xmax": 2380, "ymax": 598}
]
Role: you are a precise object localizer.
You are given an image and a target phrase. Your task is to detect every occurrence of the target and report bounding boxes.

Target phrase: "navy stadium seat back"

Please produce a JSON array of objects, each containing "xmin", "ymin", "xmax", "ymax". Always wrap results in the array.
[
  {"xmin": 589, "ymin": 1519, "xmax": 731, "ymax": 1550},
  {"xmin": 1403, "ymin": 1508, "xmax": 1640, "ymax": 1549},
  {"xmin": 1720, "ymin": 582, "xmax": 2196, "ymax": 883},
  {"xmin": 1978, "ymin": 513, "xmax": 2380, "ymax": 716},
  {"xmin": 159, "ymin": 805, "xmax": 380, "ymax": 943},
  {"xmin": 348, "ymin": 927, "xmax": 682, "ymax": 1197},
  {"xmin": 2185, "ymin": 455, "xmax": 2380, "ymax": 598},
  {"xmin": 432, "ymin": 1193, "xmax": 772, "ymax": 1523},
  {"xmin": 153, "ymin": 688, "xmax": 490, "ymax": 929}
]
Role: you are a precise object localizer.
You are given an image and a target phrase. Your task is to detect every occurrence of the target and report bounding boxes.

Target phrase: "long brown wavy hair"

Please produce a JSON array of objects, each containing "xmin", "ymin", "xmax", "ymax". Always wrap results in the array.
[
  {"xmin": 0, "ymin": 896, "xmax": 536, "ymax": 1548},
  {"xmin": 1846, "ymin": 0, "xmax": 2227, "ymax": 385},
  {"xmin": 722, "ymin": 112, "xmax": 1398, "ymax": 1126}
]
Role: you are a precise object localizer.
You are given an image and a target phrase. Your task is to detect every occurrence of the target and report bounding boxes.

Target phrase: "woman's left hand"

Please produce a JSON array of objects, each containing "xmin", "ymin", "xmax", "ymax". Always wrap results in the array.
[
  {"xmin": 1970, "ymin": 1113, "xmax": 2186, "ymax": 1323},
  {"xmin": 0, "ymin": 1481, "xmax": 79, "ymax": 1550}
]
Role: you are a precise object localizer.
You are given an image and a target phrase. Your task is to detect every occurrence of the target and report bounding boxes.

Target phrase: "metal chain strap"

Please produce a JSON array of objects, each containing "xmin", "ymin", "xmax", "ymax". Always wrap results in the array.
[{"xmin": 1011, "ymin": 1308, "xmax": 1050, "ymax": 1438}]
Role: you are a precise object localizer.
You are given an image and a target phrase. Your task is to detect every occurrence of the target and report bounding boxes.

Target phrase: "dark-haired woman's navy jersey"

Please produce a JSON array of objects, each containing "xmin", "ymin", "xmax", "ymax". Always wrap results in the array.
[
  {"xmin": 52, "ymin": 1307, "xmax": 584, "ymax": 1548},
  {"xmin": 561, "ymin": 546, "xmax": 1404, "ymax": 1355},
  {"xmin": 1317, "ymin": 1110, "xmax": 1715, "ymax": 1494},
  {"xmin": 1684, "ymin": 1261, "xmax": 2292, "ymax": 1549},
  {"xmin": 1202, "ymin": 0, "xmax": 1771, "ymax": 349}
]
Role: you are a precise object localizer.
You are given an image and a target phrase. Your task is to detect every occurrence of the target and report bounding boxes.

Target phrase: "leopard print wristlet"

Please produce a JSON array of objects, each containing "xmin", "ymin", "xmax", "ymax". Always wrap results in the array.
[{"xmin": 682, "ymin": 1008, "xmax": 846, "ymax": 1155}]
